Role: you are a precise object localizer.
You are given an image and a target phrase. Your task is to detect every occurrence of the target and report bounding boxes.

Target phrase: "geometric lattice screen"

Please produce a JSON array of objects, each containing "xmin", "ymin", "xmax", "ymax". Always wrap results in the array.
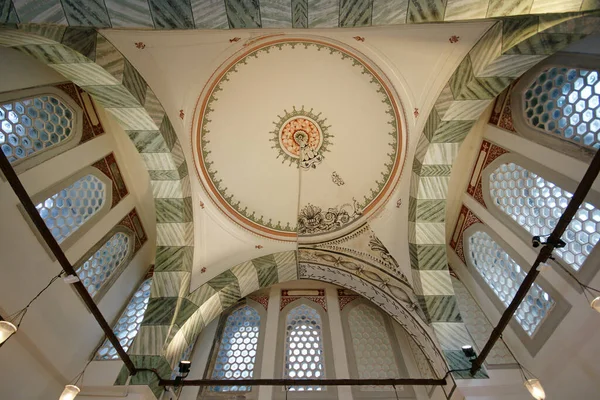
[
  {"xmin": 95, "ymin": 278, "xmax": 152, "ymax": 360},
  {"xmin": 284, "ymin": 304, "xmax": 325, "ymax": 391},
  {"xmin": 36, "ymin": 174, "xmax": 106, "ymax": 243},
  {"xmin": 76, "ymin": 232, "xmax": 131, "ymax": 297},
  {"xmin": 0, "ymin": 95, "xmax": 75, "ymax": 164},
  {"xmin": 348, "ymin": 304, "xmax": 399, "ymax": 391},
  {"xmin": 210, "ymin": 305, "xmax": 261, "ymax": 393},
  {"xmin": 468, "ymin": 231, "xmax": 555, "ymax": 336},
  {"xmin": 489, "ymin": 162, "xmax": 600, "ymax": 271},
  {"xmin": 524, "ymin": 67, "xmax": 600, "ymax": 148}
]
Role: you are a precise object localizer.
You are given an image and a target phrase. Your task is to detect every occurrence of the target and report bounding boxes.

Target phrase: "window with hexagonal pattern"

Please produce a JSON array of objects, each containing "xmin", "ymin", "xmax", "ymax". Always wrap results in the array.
[
  {"xmin": 95, "ymin": 278, "xmax": 152, "ymax": 360},
  {"xmin": 36, "ymin": 174, "xmax": 106, "ymax": 244},
  {"xmin": 284, "ymin": 303, "xmax": 325, "ymax": 391},
  {"xmin": 75, "ymin": 232, "xmax": 131, "ymax": 298},
  {"xmin": 489, "ymin": 162, "xmax": 600, "ymax": 272},
  {"xmin": 210, "ymin": 305, "xmax": 261, "ymax": 392},
  {"xmin": 0, "ymin": 94, "xmax": 75, "ymax": 164},
  {"xmin": 348, "ymin": 304, "xmax": 399, "ymax": 391},
  {"xmin": 468, "ymin": 231, "xmax": 555, "ymax": 336},
  {"xmin": 523, "ymin": 67, "xmax": 600, "ymax": 148}
]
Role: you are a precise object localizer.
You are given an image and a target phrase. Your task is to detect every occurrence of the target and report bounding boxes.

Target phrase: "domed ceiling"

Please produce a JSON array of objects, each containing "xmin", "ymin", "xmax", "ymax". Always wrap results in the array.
[{"xmin": 193, "ymin": 36, "xmax": 406, "ymax": 242}]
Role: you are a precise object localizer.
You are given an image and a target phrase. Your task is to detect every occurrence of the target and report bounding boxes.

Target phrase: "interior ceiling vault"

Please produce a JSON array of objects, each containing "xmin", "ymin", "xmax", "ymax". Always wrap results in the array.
[{"xmin": 2, "ymin": 3, "xmax": 600, "ymax": 396}]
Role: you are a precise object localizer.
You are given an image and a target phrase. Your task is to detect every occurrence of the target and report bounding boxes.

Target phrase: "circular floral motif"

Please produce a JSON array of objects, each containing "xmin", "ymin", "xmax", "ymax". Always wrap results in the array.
[{"xmin": 279, "ymin": 117, "xmax": 323, "ymax": 157}]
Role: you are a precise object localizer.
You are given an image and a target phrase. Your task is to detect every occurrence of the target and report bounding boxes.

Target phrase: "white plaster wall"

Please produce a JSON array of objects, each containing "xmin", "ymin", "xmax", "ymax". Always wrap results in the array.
[{"xmin": 0, "ymin": 47, "xmax": 155, "ymax": 399}]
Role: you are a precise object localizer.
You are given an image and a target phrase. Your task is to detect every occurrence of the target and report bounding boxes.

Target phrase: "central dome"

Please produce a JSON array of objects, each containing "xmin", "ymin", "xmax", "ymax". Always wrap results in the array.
[{"xmin": 193, "ymin": 36, "xmax": 406, "ymax": 242}]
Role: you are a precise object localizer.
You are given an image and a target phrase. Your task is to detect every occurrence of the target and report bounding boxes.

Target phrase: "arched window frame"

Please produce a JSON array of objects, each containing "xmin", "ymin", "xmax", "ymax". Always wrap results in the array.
[
  {"xmin": 20, "ymin": 165, "xmax": 113, "ymax": 255},
  {"xmin": 94, "ymin": 276, "xmax": 153, "ymax": 360},
  {"xmin": 72, "ymin": 226, "xmax": 135, "ymax": 302},
  {"xmin": 463, "ymin": 224, "xmax": 570, "ymax": 356},
  {"xmin": 0, "ymin": 85, "xmax": 84, "ymax": 174},
  {"xmin": 512, "ymin": 52, "xmax": 600, "ymax": 162},
  {"xmin": 202, "ymin": 299, "xmax": 267, "ymax": 399},
  {"xmin": 481, "ymin": 152, "xmax": 600, "ymax": 286},
  {"xmin": 274, "ymin": 297, "xmax": 337, "ymax": 400},
  {"xmin": 340, "ymin": 299, "xmax": 415, "ymax": 399}
]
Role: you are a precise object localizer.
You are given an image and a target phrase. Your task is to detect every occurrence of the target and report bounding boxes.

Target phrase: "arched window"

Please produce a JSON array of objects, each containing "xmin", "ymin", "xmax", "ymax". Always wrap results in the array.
[
  {"xmin": 0, "ymin": 93, "xmax": 76, "ymax": 164},
  {"xmin": 95, "ymin": 278, "xmax": 152, "ymax": 360},
  {"xmin": 36, "ymin": 173, "xmax": 107, "ymax": 244},
  {"xmin": 210, "ymin": 305, "xmax": 261, "ymax": 393},
  {"xmin": 347, "ymin": 304, "xmax": 399, "ymax": 383},
  {"xmin": 284, "ymin": 303, "xmax": 325, "ymax": 391},
  {"xmin": 489, "ymin": 161, "xmax": 600, "ymax": 272},
  {"xmin": 76, "ymin": 231, "xmax": 132, "ymax": 298},
  {"xmin": 522, "ymin": 67, "xmax": 599, "ymax": 149},
  {"xmin": 467, "ymin": 231, "xmax": 554, "ymax": 336}
]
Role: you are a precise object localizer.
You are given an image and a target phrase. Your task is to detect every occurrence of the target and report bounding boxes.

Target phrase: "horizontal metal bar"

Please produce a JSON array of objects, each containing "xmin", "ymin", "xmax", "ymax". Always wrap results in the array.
[{"xmin": 158, "ymin": 378, "xmax": 446, "ymax": 387}]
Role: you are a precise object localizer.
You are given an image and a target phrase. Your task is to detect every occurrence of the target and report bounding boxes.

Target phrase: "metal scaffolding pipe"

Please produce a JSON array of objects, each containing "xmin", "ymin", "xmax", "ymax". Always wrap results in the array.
[
  {"xmin": 0, "ymin": 152, "xmax": 137, "ymax": 375},
  {"xmin": 470, "ymin": 148, "xmax": 600, "ymax": 375},
  {"xmin": 157, "ymin": 377, "xmax": 447, "ymax": 387}
]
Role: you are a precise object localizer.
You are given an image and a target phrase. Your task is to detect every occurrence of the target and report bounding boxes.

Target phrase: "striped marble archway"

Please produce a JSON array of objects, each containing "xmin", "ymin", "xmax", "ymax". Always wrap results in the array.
[
  {"xmin": 408, "ymin": 11, "xmax": 600, "ymax": 368},
  {"xmin": 0, "ymin": 25, "xmax": 195, "ymax": 372}
]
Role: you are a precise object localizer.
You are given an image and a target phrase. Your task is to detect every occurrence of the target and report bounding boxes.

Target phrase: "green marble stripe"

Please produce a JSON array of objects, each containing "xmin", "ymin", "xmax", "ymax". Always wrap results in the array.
[
  {"xmin": 251, "ymin": 254, "xmax": 277, "ymax": 270},
  {"xmin": 232, "ymin": 261, "xmax": 260, "ymax": 296},
  {"xmin": 18, "ymin": 24, "xmax": 66, "ymax": 43},
  {"xmin": 257, "ymin": 265, "xmax": 279, "ymax": 288},
  {"xmin": 61, "ymin": 27, "xmax": 97, "ymax": 60},
  {"xmin": 444, "ymin": 0, "xmax": 488, "ymax": 20},
  {"xmin": 108, "ymin": 107, "xmax": 158, "ymax": 130},
  {"xmin": 143, "ymin": 297, "xmax": 177, "ymax": 325},
  {"xmin": 450, "ymin": 56, "xmax": 479, "ymax": 100},
  {"xmin": 155, "ymin": 246, "xmax": 194, "ymax": 272},
  {"xmin": 501, "ymin": 15, "xmax": 539, "ymax": 53},
  {"xmin": 505, "ymin": 32, "xmax": 586, "ymax": 55},
  {"xmin": 409, "ymin": 244, "xmax": 447, "ymax": 270},
  {"xmin": 261, "ymin": 0, "xmax": 292, "ymax": 28},
  {"xmin": 431, "ymin": 120, "xmax": 476, "ymax": 143},
  {"xmin": 412, "ymin": 158, "xmax": 422, "ymax": 175},
  {"xmin": 423, "ymin": 295, "xmax": 462, "ymax": 322},
  {"xmin": 469, "ymin": 76, "xmax": 514, "ymax": 98},
  {"xmin": 408, "ymin": 196, "xmax": 417, "ymax": 222},
  {"xmin": 159, "ymin": 115, "xmax": 178, "ymax": 151},
  {"xmin": 95, "ymin": 34, "xmax": 125, "ymax": 82},
  {"xmin": 469, "ymin": 22, "xmax": 502, "ymax": 76},
  {"xmin": 225, "ymin": 0, "xmax": 262, "ymax": 28},
  {"xmin": 81, "ymin": 84, "xmax": 141, "ymax": 107},
  {"xmin": 12, "ymin": 0, "xmax": 66, "ymax": 24},
  {"xmin": 444, "ymin": 350, "xmax": 488, "ymax": 378},
  {"xmin": 151, "ymin": 272, "xmax": 189, "ymax": 297},
  {"xmin": 178, "ymin": 310, "xmax": 205, "ymax": 347},
  {"xmin": 155, "ymin": 198, "xmax": 194, "ymax": 223},
  {"xmin": 207, "ymin": 270, "xmax": 238, "ymax": 292},
  {"xmin": 419, "ymin": 164, "xmax": 453, "ymax": 176},
  {"xmin": 62, "ymin": 0, "xmax": 111, "ymax": 27},
  {"xmin": 128, "ymin": 130, "xmax": 170, "ymax": 153},
  {"xmin": 414, "ymin": 134, "xmax": 431, "ymax": 162},
  {"xmin": 178, "ymin": 159, "xmax": 189, "ymax": 178},
  {"xmin": 218, "ymin": 283, "xmax": 241, "ymax": 310},
  {"xmin": 292, "ymin": 0, "xmax": 308, "ymax": 27},
  {"xmin": 123, "ymin": 59, "xmax": 147, "ymax": 105},
  {"xmin": 191, "ymin": 0, "xmax": 229, "ymax": 28},
  {"xmin": 372, "ymin": 0, "xmax": 408, "ymax": 25},
  {"xmin": 143, "ymin": 88, "xmax": 166, "ymax": 128},
  {"xmin": 148, "ymin": 0, "xmax": 194, "ymax": 28},
  {"xmin": 104, "ymin": 0, "xmax": 155, "ymax": 28},
  {"xmin": 12, "ymin": 43, "xmax": 90, "ymax": 64},
  {"xmin": 129, "ymin": 325, "xmax": 170, "ymax": 355},
  {"xmin": 487, "ymin": 0, "xmax": 533, "ymax": 17},
  {"xmin": 0, "ymin": 0, "xmax": 19, "ymax": 24},
  {"xmin": 582, "ymin": 0, "xmax": 600, "ymax": 11},
  {"xmin": 340, "ymin": 0, "xmax": 372, "ymax": 27},
  {"xmin": 423, "ymin": 105, "xmax": 440, "ymax": 143},
  {"xmin": 407, "ymin": 0, "xmax": 446, "ymax": 23},
  {"xmin": 415, "ymin": 199, "xmax": 446, "ymax": 222},
  {"xmin": 433, "ymin": 84, "xmax": 454, "ymax": 120},
  {"xmin": 187, "ymin": 284, "xmax": 218, "ymax": 307},
  {"xmin": 149, "ymin": 170, "xmax": 180, "ymax": 180},
  {"xmin": 51, "ymin": 62, "xmax": 120, "ymax": 86},
  {"xmin": 0, "ymin": 28, "xmax": 59, "ymax": 46},
  {"xmin": 308, "ymin": 0, "xmax": 339, "ymax": 28},
  {"xmin": 173, "ymin": 298, "xmax": 200, "ymax": 327}
]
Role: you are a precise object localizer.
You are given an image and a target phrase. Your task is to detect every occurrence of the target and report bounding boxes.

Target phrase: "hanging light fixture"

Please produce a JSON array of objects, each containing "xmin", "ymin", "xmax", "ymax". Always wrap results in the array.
[
  {"xmin": 524, "ymin": 378, "xmax": 546, "ymax": 400},
  {"xmin": 554, "ymin": 262, "xmax": 600, "ymax": 313},
  {"xmin": 0, "ymin": 271, "xmax": 63, "ymax": 346},
  {"xmin": 59, "ymin": 385, "xmax": 80, "ymax": 400}
]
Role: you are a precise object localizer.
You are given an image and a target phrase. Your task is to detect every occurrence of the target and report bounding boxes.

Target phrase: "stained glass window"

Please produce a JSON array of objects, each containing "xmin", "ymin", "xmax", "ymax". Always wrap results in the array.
[
  {"xmin": 523, "ymin": 67, "xmax": 600, "ymax": 148},
  {"xmin": 36, "ymin": 174, "xmax": 106, "ymax": 243},
  {"xmin": 210, "ymin": 305, "xmax": 261, "ymax": 392},
  {"xmin": 76, "ymin": 232, "xmax": 131, "ymax": 297},
  {"xmin": 95, "ymin": 278, "xmax": 152, "ymax": 360},
  {"xmin": 284, "ymin": 304, "xmax": 325, "ymax": 391},
  {"xmin": 468, "ymin": 231, "xmax": 554, "ymax": 336},
  {"xmin": 348, "ymin": 304, "xmax": 399, "ymax": 390},
  {"xmin": 0, "ymin": 94, "xmax": 75, "ymax": 164},
  {"xmin": 489, "ymin": 162, "xmax": 600, "ymax": 271}
]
